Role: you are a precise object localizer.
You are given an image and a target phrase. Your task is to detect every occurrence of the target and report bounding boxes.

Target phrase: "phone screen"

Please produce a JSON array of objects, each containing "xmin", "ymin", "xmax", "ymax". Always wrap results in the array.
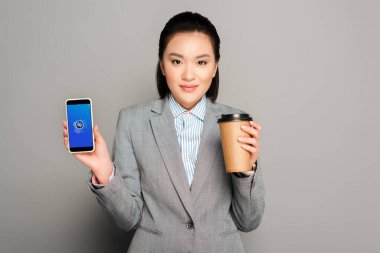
[{"xmin": 66, "ymin": 99, "xmax": 94, "ymax": 152}]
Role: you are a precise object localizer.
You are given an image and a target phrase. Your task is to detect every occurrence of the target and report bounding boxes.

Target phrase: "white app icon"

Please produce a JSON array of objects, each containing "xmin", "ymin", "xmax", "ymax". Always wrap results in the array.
[{"xmin": 73, "ymin": 120, "xmax": 85, "ymax": 133}]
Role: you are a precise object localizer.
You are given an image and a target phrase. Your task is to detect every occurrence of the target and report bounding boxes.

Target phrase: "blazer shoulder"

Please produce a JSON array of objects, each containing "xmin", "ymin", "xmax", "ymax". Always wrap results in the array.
[
  {"xmin": 119, "ymin": 99, "xmax": 158, "ymax": 116},
  {"xmin": 115, "ymin": 99, "xmax": 159, "ymax": 130},
  {"xmin": 212, "ymin": 101, "xmax": 248, "ymax": 115}
]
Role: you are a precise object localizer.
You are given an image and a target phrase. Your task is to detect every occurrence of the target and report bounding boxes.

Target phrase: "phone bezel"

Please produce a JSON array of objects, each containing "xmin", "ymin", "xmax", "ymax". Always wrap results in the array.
[{"xmin": 65, "ymin": 97, "xmax": 95, "ymax": 153}]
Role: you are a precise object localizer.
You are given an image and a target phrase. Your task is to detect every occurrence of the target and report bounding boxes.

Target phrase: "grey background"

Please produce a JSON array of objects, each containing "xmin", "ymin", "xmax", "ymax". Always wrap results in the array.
[{"xmin": 1, "ymin": 0, "xmax": 379, "ymax": 252}]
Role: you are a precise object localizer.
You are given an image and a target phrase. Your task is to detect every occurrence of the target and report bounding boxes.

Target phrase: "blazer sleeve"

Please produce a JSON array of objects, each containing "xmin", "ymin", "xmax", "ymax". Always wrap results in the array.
[
  {"xmin": 87, "ymin": 108, "xmax": 143, "ymax": 232},
  {"xmin": 230, "ymin": 157, "xmax": 265, "ymax": 232}
]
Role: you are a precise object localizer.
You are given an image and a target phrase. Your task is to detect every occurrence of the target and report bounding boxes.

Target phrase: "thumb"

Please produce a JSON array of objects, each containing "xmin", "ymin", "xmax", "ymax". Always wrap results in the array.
[{"xmin": 93, "ymin": 125, "xmax": 104, "ymax": 143}]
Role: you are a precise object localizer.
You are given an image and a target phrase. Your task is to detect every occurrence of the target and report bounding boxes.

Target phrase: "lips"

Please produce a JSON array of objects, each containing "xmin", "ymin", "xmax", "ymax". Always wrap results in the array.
[
  {"xmin": 179, "ymin": 84, "xmax": 198, "ymax": 88},
  {"xmin": 179, "ymin": 84, "xmax": 199, "ymax": 93}
]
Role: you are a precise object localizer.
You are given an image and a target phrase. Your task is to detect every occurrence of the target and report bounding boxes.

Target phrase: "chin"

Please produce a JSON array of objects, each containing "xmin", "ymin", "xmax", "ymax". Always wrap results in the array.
[
  {"xmin": 181, "ymin": 97, "xmax": 203, "ymax": 109},
  {"xmin": 171, "ymin": 89, "xmax": 205, "ymax": 108}
]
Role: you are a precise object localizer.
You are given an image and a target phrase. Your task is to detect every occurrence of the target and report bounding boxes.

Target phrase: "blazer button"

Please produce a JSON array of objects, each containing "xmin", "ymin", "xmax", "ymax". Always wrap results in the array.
[{"xmin": 186, "ymin": 221, "xmax": 194, "ymax": 229}]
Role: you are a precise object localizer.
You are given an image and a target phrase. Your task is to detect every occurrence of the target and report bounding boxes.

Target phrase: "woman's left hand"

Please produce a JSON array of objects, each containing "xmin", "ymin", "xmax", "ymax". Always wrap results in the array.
[{"xmin": 237, "ymin": 121, "xmax": 262, "ymax": 170}]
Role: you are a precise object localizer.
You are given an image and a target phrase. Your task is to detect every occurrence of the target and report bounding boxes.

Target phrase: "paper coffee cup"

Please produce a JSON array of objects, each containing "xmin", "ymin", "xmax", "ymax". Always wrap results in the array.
[{"xmin": 217, "ymin": 114, "xmax": 253, "ymax": 173}]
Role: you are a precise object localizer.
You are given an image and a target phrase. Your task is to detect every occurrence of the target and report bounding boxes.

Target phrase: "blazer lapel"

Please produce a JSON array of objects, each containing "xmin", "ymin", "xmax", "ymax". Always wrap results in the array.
[
  {"xmin": 149, "ymin": 98, "xmax": 195, "ymax": 220},
  {"xmin": 190, "ymin": 99, "xmax": 222, "ymax": 204}
]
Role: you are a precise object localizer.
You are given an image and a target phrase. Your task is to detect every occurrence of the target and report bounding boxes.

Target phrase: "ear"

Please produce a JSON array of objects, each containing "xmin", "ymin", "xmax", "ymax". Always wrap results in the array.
[
  {"xmin": 160, "ymin": 61, "xmax": 165, "ymax": 76},
  {"xmin": 212, "ymin": 62, "xmax": 218, "ymax": 78}
]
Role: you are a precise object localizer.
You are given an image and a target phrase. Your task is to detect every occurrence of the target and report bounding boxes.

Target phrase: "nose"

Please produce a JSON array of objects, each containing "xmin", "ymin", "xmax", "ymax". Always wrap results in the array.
[{"xmin": 182, "ymin": 64, "xmax": 195, "ymax": 81}]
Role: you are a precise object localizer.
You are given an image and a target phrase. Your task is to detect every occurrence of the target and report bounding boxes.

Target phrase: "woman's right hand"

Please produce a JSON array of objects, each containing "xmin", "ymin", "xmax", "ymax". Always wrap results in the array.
[{"xmin": 62, "ymin": 121, "xmax": 113, "ymax": 185}]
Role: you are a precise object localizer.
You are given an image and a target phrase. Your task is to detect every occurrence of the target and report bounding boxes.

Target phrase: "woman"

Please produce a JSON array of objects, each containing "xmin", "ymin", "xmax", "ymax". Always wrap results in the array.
[{"xmin": 63, "ymin": 11, "xmax": 265, "ymax": 253}]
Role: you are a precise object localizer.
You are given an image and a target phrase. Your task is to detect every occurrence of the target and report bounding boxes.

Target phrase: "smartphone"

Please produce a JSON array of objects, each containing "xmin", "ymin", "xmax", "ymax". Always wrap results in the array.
[{"xmin": 65, "ymin": 98, "xmax": 95, "ymax": 153}]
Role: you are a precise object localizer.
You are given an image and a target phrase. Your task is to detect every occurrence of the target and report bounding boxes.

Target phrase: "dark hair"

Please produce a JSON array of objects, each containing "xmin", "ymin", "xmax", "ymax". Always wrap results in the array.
[{"xmin": 156, "ymin": 11, "xmax": 220, "ymax": 102}]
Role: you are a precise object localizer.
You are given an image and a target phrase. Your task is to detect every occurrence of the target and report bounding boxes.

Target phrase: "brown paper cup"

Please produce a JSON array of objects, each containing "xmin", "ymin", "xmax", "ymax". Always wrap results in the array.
[{"xmin": 218, "ymin": 114, "xmax": 253, "ymax": 173}]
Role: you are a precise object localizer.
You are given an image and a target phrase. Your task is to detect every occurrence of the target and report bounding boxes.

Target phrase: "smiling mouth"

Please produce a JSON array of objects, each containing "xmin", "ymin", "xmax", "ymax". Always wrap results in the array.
[
  {"xmin": 179, "ymin": 84, "xmax": 198, "ymax": 88},
  {"xmin": 179, "ymin": 84, "xmax": 199, "ymax": 92}
]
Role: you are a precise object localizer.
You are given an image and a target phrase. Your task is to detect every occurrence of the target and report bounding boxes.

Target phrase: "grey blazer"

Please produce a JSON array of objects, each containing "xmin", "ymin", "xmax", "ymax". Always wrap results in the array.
[{"xmin": 88, "ymin": 97, "xmax": 265, "ymax": 253}]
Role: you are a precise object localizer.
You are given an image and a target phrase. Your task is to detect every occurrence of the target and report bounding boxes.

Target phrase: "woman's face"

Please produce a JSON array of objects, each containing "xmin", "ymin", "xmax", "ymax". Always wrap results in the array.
[{"xmin": 160, "ymin": 32, "xmax": 218, "ymax": 110}]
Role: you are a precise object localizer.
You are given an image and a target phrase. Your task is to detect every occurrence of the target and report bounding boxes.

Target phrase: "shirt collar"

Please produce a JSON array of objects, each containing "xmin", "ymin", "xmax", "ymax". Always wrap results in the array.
[{"xmin": 168, "ymin": 93, "xmax": 207, "ymax": 121}]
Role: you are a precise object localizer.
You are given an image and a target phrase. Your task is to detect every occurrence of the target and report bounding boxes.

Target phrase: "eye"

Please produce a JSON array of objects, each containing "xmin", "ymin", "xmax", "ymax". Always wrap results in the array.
[
  {"xmin": 197, "ymin": 60, "xmax": 207, "ymax": 65},
  {"xmin": 171, "ymin": 59, "xmax": 182, "ymax": 65}
]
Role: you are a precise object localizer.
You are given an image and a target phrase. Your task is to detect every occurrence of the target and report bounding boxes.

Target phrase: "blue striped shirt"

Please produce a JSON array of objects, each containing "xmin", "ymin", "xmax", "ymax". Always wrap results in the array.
[{"xmin": 168, "ymin": 93, "xmax": 207, "ymax": 186}]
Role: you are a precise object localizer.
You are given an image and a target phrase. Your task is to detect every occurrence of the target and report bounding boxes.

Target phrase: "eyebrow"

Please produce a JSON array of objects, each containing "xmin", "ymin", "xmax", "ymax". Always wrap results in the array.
[{"xmin": 168, "ymin": 52, "xmax": 211, "ymax": 59}]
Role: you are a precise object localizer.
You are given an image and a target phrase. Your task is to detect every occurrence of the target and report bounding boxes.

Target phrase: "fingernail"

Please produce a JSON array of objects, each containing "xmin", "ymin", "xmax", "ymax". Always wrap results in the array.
[{"xmin": 237, "ymin": 137, "xmax": 243, "ymax": 141}]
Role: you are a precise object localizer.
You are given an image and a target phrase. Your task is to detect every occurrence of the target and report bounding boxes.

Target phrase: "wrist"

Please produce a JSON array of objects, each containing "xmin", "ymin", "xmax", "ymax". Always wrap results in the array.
[{"xmin": 92, "ymin": 162, "xmax": 113, "ymax": 185}]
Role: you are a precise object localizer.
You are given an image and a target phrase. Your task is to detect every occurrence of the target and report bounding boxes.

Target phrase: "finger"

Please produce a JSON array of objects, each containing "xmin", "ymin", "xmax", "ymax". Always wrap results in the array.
[
  {"xmin": 241, "ymin": 144, "xmax": 257, "ymax": 154},
  {"xmin": 240, "ymin": 125, "xmax": 259, "ymax": 138},
  {"xmin": 93, "ymin": 125, "xmax": 104, "ymax": 143},
  {"xmin": 237, "ymin": 136, "xmax": 258, "ymax": 147},
  {"xmin": 249, "ymin": 121, "xmax": 262, "ymax": 131},
  {"xmin": 63, "ymin": 120, "xmax": 68, "ymax": 129},
  {"xmin": 63, "ymin": 128, "xmax": 68, "ymax": 138},
  {"xmin": 64, "ymin": 137, "xmax": 68, "ymax": 150}
]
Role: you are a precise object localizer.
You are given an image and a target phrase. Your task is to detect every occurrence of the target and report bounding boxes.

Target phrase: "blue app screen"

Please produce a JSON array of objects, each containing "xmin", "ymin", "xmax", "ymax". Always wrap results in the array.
[{"xmin": 67, "ymin": 104, "xmax": 93, "ymax": 148}]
